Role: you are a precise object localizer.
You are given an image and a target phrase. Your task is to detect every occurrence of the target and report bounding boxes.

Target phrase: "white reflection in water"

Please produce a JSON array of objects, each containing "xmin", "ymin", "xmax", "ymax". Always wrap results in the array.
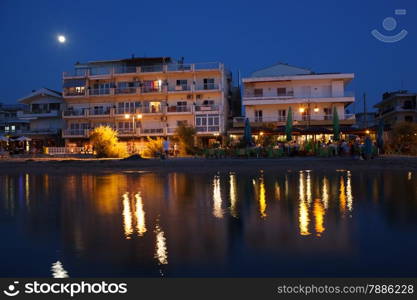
[
  {"xmin": 259, "ymin": 176, "xmax": 267, "ymax": 218},
  {"xmin": 274, "ymin": 182, "xmax": 280, "ymax": 201},
  {"xmin": 213, "ymin": 176, "xmax": 223, "ymax": 218},
  {"xmin": 51, "ymin": 261, "xmax": 69, "ymax": 278},
  {"xmin": 229, "ymin": 173, "xmax": 238, "ymax": 218},
  {"xmin": 122, "ymin": 193, "xmax": 133, "ymax": 238},
  {"xmin": 408, "ymin": 171, "xmax": 412, "ymax": 181},
  {"xmin": 306, "ymin": 171, "xmax": 312, "ymax": 205},
  {"xmin": 298, "ymin": 171, "xmax": 310, "ymax": 236},
  {"xmin": 322, "ymin": 176, "xmax": 329, "ymax": 209},
  {"xmin": 25, "ymin": 173, "xmax": 30, "ymax": 208},
  {"xmin": 346, "ymin": 171, "xmax": 353, "ymax": 212},
  {"xmin": 135, "ymin": 192, "xmax": 147, "ymax": 236},
  {"xmin": 155, "ymin": 224, "xmax": 168, "ymax": 265}
]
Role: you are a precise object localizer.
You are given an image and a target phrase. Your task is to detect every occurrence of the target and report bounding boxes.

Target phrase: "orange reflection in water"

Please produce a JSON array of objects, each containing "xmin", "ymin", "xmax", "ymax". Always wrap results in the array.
[
  {"xmin": 154, "ymin": 224, "xmax": 168, "ymax": 265},
  {"xmin": 135, "ymin": 192, "xmax": 147, "ymax": 236},
  {"xmin": 314, "ymin": 199, "xmax": 325, "ymax": 237},
  {"xmin": 122, "ymin": 192, "xmax": 147, "ymax": 239},
  {"xmin": 339, "ymin": 176, "xmax": 346, "ymax": 213},
  {"xmin": 259, "ymin": 177, "xmax": 267, "ymax": 218},
  {"xmin": 122, "ymin": 193, "xmax": 133, "ymax": 238},
  {"xmin": 229, "ymin": 173, "xmax": 238, "ymax": 218}
]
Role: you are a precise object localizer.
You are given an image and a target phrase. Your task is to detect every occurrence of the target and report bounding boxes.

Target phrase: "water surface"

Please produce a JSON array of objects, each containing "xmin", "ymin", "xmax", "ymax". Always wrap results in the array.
[{"xmin": 0, "ymin": 169, "xmax": 416, "ymax": 277}]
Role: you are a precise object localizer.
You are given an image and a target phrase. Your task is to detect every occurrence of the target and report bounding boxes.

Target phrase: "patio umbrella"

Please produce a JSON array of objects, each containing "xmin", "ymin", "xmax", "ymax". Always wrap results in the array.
[
  {"xmin": 376, "ymin": 119, "xmax": 384, "ymax": 150},
  {"xmin": 332, "ymin": 107, "xmax": 340, "ymax": 141},
  {"xmin": 285, "ymin": 107, "xmax": 293, "ymax": 141},
  {"xmin": 15, "ymin": 136, "xmax": 32, "ymax": 142},
  {"xmin": 243, "ymin": 118, "xmax": 253, "ymax": 147}
]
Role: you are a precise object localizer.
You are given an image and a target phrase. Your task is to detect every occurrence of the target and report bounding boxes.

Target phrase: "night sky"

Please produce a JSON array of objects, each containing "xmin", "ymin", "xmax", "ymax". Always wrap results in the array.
[{"xmin": 1, "ymin": 0, "xmax": 416, "ymax": 111}]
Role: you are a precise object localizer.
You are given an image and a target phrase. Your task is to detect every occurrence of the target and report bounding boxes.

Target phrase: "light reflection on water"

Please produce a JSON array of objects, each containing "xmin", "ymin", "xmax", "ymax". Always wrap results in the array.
[{"xmin": 0, "ymin": 169, "xmax": 417, "ymax": 277}]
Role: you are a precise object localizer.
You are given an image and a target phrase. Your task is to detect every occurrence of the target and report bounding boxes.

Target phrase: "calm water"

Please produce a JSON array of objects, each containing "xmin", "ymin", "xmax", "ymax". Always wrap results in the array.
[{"xmin": 0, "ymin": 169, "xmax": 416, "ymax": 277}]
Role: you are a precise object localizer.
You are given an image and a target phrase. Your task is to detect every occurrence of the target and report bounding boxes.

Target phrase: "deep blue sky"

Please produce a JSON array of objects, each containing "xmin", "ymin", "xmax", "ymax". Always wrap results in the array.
[{"xmin": 1, "ymin": 0, "xmax": 416, "ymax": 111}]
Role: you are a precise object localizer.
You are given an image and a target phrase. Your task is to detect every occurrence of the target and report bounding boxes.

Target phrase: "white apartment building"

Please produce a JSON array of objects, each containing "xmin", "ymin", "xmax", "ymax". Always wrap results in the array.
[
  {"xmin": 62, "ymin": 57, "xmax": 231, "ymax": 147},
  {"xmin": 241, "ymin": 63, "xmax": 355, "ymax": 139}
]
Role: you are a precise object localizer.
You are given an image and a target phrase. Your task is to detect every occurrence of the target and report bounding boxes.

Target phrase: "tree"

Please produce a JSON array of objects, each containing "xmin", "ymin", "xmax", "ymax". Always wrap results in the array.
[
  {"xmin": 332, "ymin": 107, "xmax": 340, "ymax": 141},
  {"xmin": 390, "ymin": 122, "xmax": 417, "ymax": 155},
  {"xmin": 144, "ymin": 137, "xmax": 163, "ymax": 157},
  {"xmin": 285, "ymin": 107, "xmax": 293, "ymax": 141},
  {"xmin": 90, "ymin": 126, "xmax": 127, "ymax": 158},
  {"xmin": 173, "ymin": 124, "xmax": 196, "ymax": 155}
]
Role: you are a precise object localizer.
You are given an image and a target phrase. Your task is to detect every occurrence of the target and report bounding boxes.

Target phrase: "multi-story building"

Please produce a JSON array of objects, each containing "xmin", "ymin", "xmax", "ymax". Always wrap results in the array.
[
  {"xmin": 17, "ymin": 88, "xmax": 64, "ymax": 146},
  {"xmin": 62, "ymin": 57, "xmax": 231, "ymax": 147},
  {"xmin": 374, "ymin": 90, "xmax": 417, "ymax": 127},
  {"xmin": 239, "ymin": 63, "xmax": 355, "ymax": 140}
]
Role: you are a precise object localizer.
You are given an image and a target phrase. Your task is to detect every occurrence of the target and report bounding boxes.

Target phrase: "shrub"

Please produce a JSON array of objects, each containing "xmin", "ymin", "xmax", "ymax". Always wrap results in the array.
[
  {"xmin": 173, "ymin": 125, "xmax": 196, "ymax": 155},
  {"xmin": 90, "ymin": 126, "xmax": 127, "ymax": 158},
  {"xmin": 390, "ymin": 122, "xmax": 417, "ymax": 155},
  {"xmin": 143, "ymin": 137, "xmax": 163, "ymax": 157}
]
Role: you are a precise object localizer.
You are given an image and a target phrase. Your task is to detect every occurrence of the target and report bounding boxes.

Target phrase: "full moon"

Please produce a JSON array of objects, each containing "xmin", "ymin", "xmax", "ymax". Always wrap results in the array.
[{"xmin": 58, "ymin": 35, "xmax": 66, "ymax": 43}]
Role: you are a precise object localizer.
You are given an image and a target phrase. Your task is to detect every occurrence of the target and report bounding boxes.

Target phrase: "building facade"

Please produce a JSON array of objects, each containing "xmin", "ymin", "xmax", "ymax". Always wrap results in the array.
[
  {"xmin": 62, "ymin": 57, "xmax": 231, "ymax": 148},
  {"xmin": 374, "ymin": 90, "xmax": 417, "ymax": 127},
  {"xmin": 17, "ymin": 88, "xmax": 64, "ymax": 146},
  {"xmin": 239, "ymin": 63, "xmax": 355, "ymax": 140}
]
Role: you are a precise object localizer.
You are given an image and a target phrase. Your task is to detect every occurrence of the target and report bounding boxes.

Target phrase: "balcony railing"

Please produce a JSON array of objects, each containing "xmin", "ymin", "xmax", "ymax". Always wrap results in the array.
[
  {"xmin": 167, "ymin": 85, "xmax": 191, "ymax": 92},
  {"xmin": 247, "ymin": 114, "xmax": 354, "ymax": 123},
  {"xmin": 141, "ymin": 86, "xmax": 163, "ymax": 93},
  {"xmin": 166, "ymin": 106, "xmax": 192, "ymax": 113},
  {"xmin": 142, "ymin": 128, "xmax": 164, "ymax": 134},
  {"xmin": 90, "ymin": 88, "xmax": 111, "ymax": 95},
  {"xmin": 114, "ymin": 87, "xmax": 137, "ymax": 94},
  {"xmin": 196, "ymin": 126, "xmax": 220, "ymax": 132},
  {"xmin": 244, "ymin": 91, "xmax": 355, "ymax": 98},
  {"xmin": 89, "ymin": 108, "xmax": 111, "ymax": 116},
  {"xmin": 64, "ymin": 90, "xmax": 86, "ymax": 97},
  {"xmin": 195, "ymin": 104, "xmax": 219, "ymax": 112},
  {"xmin": 63, "ymin": 109, "xmax": 86, "ymax": 117},
  {"xmin": 114, "ymin": 66, "xmax": 137, "ymax": 74},
  {"xmin": 195, "ymin": 83, "xmax": 219, "ymax": 90},
  {"xmin": 63, "ymin": 62, "xmax": 223, "ymax": 78},
  {"xmin": 62, "ymin": 129, "xmax": 89, "ymax": 137}
]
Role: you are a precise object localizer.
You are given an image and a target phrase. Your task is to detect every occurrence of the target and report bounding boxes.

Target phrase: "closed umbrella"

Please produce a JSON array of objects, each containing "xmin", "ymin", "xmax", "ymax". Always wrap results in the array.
[{"xmin": 243, "ymin": 118, "xmax": 253, "ymax": 147}]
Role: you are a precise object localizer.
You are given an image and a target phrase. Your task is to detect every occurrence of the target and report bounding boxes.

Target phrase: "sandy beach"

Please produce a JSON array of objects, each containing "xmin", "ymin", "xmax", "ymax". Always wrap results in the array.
[{"xmin": 0, "ymin": 155, "xmax": 416, "ymax": 175}]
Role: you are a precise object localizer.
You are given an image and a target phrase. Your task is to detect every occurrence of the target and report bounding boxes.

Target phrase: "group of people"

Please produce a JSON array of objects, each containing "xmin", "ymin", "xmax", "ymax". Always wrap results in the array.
[
  {"xmin": 162, "ymin": 139, "xmax": 179, "ymax": 158},
  {"xmin": 270, "ymin": 137, "xmax": 378, "ymax": 159}
]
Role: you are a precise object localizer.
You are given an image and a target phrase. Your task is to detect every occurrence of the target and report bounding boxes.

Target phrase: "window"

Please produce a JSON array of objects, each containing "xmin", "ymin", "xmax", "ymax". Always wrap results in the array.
[
  {"xmin": 277, "ymin": 88, "xmax": 286, "ymax": 96},
  {"xmin": 324, "ymin": 108, "xmax": 332, "ymax": 120},
  {"xmin": 195, "ymin": 114, "xmax": 220, "ymax": 132},
  {"xmin": 49, "ymin": 103, "xmax": 60, "ymax": 111},
  {"xmin": 278, "ymin": 109, "xmax": 286, "ymax": 121},
  {"xmin": 177, "ymin": 101, "xmax": 187, "ymax": 112},
  {"xmin": 203, "ymin": 78, "xmax": 215, "ymax": 89},
  {"xmin": 255, "ymin": 110, "xmax": 263, "ymax": 122},
  {"xmin": 176, "ymin": 79, "xmax": 188, "ymax": 90},
  {"xmin": 254, "ymin": 89, "xmax": 263, "ymax": 97},
  {"xmin": 203, "ymin": 100, "xmax": 214, "ymax": 106}
]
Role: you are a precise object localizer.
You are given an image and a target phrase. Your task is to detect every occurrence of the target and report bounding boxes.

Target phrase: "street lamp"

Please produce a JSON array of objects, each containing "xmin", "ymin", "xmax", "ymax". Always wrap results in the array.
[{"xmin": 124, "ymin": 113, "xmax": 143, "ymax": 133}]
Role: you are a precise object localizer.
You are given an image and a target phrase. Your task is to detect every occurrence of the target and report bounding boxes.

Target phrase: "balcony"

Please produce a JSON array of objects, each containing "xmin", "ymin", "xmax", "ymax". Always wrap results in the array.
[
  {"xmin": 114, "ymin": 87, "xmax": 138, "ymax": 95},
  {"xmin": 114, "ymin": 66, "xmax": 137, "ymax": 74},
  {"xmin": 63, "ymin": 109, "xmax": 86, "ymax": 118},
  {"xmin": 243, "ymin": 91, "xmax": 355, "ymax": 105},
  {"xmin": 89, "ymin": 108, "xmax": 111, "ymax": 116},
  {"xmin": 18, "ymin": 110, "xmax": 60, "ymax": 118},
  {"xmin": 90, "ymin": 88, "xmax": 111, "ymax": 96},
  {"xmin": 196, "ymin": 126, "xmax": 220, "ymax": 133},
  {"xmin": 166, "ymin": 105, "xmax": 192, "ymax": 114},
  {"xmin": 167, "ymin": 85, "xmax": 191, "ymax": 92},
  {"xmin": 167, "ymin": 64, "xmax": 193, "ymax": 72},
  {"xmin": 195, "ymin": 83, "xmax": 220, "ymax": 91},
  {"xmin": 243, "ymin": 114, "xmax": 355, "ymax": 126},
  {"xmin": 141, "ymin": 106, "xmax": 163, "ymax": 114},
  {"xmin": 62, "ymin": 129, "xmax": 90, "ymax": 138},
  {"xmin": 141, "ymin": 65, "xmax": 164, "ymax": 73},
  {"xmin": 140, "ymin": 86, "xmax": 164, "ymax": 94},
  {"xmin": 64, "ymin": 90, "xmax": 86, "ymax": 97},
  {"xmin": 195, "ymin": 104, "xmax": 219, "ymax": 112},
  {"xmin": 142, "ymin": 128, "xmax": 164, "ymax": 135}
]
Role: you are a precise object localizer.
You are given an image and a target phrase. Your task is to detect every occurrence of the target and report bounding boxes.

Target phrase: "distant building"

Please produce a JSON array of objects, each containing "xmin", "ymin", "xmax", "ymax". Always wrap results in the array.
[
  {"xmin": 61, "ymin": 57, "xmax": 231, "ymax": 147},
  {"xmin": 374, "ymin": 90, "xmax": 417, "ymax": 127},
  {"xmin": 354, "ymin": 112, "xmax": 377, "ymax": 129},
  {"xmin": 0, "ymin": 103, "xmax": 29, "ymax": 135},
  {"xmin": 238, "ymin": 62, "xmax": 356, "ymax": 140}
]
